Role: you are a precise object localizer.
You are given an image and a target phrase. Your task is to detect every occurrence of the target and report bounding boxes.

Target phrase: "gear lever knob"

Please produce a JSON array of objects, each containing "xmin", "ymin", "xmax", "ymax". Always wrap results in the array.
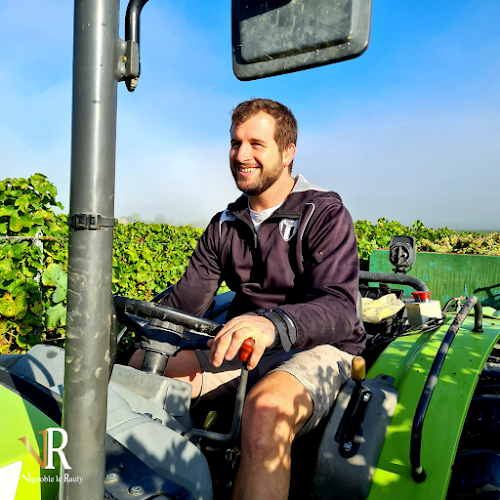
[
  {"xmin": 352, "ymin": 356, "xmax": 366, "ymax": 381},
  {"xmin": 239, "ymin": 339, "xmax": 255, "ymax": 363}
]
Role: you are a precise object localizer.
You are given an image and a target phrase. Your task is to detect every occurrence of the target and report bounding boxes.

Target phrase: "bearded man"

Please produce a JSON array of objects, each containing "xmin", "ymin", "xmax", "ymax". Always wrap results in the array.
[{"xmin": 131, "ymin": 98, "xmax": 365, "ymax": 500}]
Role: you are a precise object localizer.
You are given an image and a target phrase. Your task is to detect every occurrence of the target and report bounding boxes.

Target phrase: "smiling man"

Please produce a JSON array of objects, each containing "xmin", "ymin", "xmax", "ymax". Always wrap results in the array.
[{"xmin": 131, "ymin": 98, "xmax": 365, "ymax": 500}]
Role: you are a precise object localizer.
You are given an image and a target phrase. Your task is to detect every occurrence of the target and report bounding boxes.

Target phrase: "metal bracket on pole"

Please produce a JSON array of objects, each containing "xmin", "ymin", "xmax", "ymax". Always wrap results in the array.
[
  {"xmin": 115, "ymin": 39, "xmax": 140, "ymax": 84},
  {"xmin": 121, "ymin": 0, "xmax": 150, "ymax": 92}
]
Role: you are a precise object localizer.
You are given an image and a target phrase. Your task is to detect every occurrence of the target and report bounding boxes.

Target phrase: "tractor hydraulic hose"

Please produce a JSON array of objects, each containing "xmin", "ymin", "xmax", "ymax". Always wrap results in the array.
[
  {"xmin": 442, "ymin": 296, "xmax": 483, "ymax": 333},
  {"xmin": 410, "ymin": 296, "xmax": 478, "ymax": 483},
  {"xmin": 359, "ymin": 271, "xmax": 429, "ymax": 292},
  {"xmin": 473, "ymin": 301, "xmax": 483, "ymax": 332}
]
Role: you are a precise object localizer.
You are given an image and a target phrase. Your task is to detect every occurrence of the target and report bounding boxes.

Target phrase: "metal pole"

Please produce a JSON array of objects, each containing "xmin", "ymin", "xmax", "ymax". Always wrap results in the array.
[{"xmin": 61, "ymin": 0, "xmax": 119, "ymax": 497}]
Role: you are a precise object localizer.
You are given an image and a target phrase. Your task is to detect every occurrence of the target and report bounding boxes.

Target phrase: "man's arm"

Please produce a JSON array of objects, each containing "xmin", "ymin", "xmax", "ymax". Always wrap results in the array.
[
  {"xmin": 208, "ymin": 202, "xmax": 364, "ymax": 370},
  {"xmin": 259, "ymin": 202, "xmax": 364, "ymax": 353},
  {"xmin": 160, "ymin": 215, "xmax": 277, "ymax": 371},
  {"xmin": 160, "ymin": 214, "xmax": 223, "ymax": 316}
]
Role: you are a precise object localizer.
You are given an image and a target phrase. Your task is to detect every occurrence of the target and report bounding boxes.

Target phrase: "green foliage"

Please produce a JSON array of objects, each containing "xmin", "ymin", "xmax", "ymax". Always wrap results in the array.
[
  {"xmin": 0, "ymin": 175, "xmax": 202, "ymax": 353},
  {"xmin": 2, "ymin": 175, "xmax": 499, "ymax": 354},
  {"xmin": 353, "ymin": 218, "xmax": 481, "ymax": 269},
  {"xmin": 418, "ymin": 232, "xmax": 500, "ymax": 255},
  {"xmin": 112, "ymin": 222, "xmax": 202, "ymax": 300},
  {"xmin": 0, "ymin": 174, "xmax": 66, "ymax": 353}
]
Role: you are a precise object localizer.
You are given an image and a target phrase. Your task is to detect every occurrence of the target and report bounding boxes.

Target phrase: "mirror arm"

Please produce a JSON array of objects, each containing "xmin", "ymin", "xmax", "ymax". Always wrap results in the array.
[
  {"xmin": 125, "ymin": 0, "xmax": 149, "ymax": 44},
  {"xmin": 123, "ymin": 0, "xmax": 150, "ymax": 92}
]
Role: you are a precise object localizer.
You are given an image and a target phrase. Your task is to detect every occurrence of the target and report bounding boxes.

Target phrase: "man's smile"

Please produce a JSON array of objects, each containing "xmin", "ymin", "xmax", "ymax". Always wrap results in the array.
[{"xmin": 236, "ymin": 165, "xmax": 260, "ymax": 175}]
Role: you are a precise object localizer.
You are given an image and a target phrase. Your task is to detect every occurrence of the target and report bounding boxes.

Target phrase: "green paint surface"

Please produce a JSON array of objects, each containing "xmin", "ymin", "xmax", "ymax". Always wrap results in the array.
[
  {"xmin": 366, "ymin": 316, "xmax": 500, "ymax": 500},
  {"xmin": 0, "ymin": 386, "xmax": 59, "ymax": 500},
  {"xmin": 369, "ymin": 250, "xmax": 500, "ymax": 308}
]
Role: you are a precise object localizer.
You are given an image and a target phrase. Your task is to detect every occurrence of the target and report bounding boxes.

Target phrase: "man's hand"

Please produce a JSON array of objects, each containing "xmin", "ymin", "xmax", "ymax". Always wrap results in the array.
[{"xmin": 207, "ymin": 315, "xmax": 275, "ymax": 370}]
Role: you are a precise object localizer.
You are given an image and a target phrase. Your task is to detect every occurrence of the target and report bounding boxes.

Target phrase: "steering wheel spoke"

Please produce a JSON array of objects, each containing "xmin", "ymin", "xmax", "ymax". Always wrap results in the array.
[{"xmin": 113, "ymin": 295, "xmax": 223, "ymax": 374}]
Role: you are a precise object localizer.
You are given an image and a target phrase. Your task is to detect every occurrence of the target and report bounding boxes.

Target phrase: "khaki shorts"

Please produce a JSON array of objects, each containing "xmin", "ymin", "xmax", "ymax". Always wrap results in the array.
[{"xmin": 194, "ymin": 345, "xmax": 354, "ymax": 436}]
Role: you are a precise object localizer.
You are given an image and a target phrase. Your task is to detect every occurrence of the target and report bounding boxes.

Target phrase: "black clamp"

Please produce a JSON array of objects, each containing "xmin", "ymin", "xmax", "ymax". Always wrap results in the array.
[{"xmin": 68, "ymin": 214, "xmax": 116, "ymax": 230}]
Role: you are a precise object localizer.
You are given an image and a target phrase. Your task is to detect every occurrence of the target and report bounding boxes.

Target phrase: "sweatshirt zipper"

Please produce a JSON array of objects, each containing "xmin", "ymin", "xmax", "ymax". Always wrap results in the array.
[{"xmin": 232, "ymin": 211, "xmax": 300, "ymax": 249}]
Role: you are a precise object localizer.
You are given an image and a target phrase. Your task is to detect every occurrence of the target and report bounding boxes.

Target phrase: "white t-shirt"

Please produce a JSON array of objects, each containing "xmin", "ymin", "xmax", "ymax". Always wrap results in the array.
[{"xmin": 249, "ymin": 201, "xmax": 284, "ymax": 231}]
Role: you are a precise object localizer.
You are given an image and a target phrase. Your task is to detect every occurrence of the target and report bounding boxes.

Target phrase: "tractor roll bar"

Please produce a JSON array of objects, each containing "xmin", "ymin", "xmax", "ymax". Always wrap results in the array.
[
  {"xmin": 410, "ymin": 296, "xmax": 482, "ymax": 482},
  {"xmin": 63, "ymin": 1, "xmax": 120, "ymax": 498},
  {"xmin": 359, "ymin": 271, "xmax": 429, "ymax": 292}
]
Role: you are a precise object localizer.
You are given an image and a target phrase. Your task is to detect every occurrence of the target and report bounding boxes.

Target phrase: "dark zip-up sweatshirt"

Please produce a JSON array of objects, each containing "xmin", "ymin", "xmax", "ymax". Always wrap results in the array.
[{"xmin": 162, "ymin": 175, "xmax": 366, "ymax": 355}]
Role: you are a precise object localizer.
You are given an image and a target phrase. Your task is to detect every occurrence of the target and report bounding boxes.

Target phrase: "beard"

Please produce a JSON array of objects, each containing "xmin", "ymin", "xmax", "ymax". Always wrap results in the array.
[{"xmin": 230, "ymin": 158, "xmax": 284, "ymax": 196}]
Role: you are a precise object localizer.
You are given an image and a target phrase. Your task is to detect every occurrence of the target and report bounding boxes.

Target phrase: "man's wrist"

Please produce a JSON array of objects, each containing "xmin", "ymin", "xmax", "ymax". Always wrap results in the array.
[
  {"xmin": 245, "ymin": 312, "xmax": 281, "ymax": 348},
  {"xmin": 250, "ymin": 308, "xmax": 297, "ymax": 352}
]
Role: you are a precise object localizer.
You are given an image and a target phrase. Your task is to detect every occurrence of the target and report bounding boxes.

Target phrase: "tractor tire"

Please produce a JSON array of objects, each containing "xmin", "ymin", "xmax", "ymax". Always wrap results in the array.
[{"xmin": 447, "ymin": 350, "xmax": 500, "ymax": 499}]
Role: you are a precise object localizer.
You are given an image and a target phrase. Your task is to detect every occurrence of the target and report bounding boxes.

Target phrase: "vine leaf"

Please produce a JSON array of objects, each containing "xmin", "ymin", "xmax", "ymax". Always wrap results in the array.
[
  {"xmin": 42, "ymin": 263, "xmax": 66, "ymax": 287},
  {"xmin": 45, "ymin": 303, "xmax": 66, "ymax": 329},
  {"xmin": 42, "ymin": 263, "xmax": 68, "ymax": 304},
  {"xmin": 0, "ymin": 292, "xmax": 28, "ymax": 319},
  {"xmin": 9, "ymin": 214, "xmax": 23, "ymax": 232},
  {"xmin": 53, "ymin": 274, "xmax": 68, "ymax": 304},
  {"xmin": 0, "ymin": 205, "xmax": 16, "ymax": 217}
]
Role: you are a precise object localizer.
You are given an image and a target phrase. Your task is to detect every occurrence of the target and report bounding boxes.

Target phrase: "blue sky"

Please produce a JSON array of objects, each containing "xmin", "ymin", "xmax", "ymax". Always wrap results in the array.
[{"xmin": 1, "ymin": 0, "xmax": 499, "ymax": 229}]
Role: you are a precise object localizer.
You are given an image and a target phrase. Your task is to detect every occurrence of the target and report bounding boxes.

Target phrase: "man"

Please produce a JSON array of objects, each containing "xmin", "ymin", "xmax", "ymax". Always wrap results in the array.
[{"xmin": 131, "ymin": 98, "xmax": 365, "ymax": 500}]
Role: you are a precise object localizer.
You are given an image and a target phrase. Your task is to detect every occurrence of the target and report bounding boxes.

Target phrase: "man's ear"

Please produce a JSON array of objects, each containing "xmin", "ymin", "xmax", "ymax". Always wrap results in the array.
[{"xmin": 282, "ymin": 143, "xmax": 296, "ymax": 169}]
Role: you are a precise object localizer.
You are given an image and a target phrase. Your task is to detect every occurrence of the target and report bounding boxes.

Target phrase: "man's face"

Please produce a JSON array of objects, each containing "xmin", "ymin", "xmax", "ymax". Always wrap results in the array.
[{"xmin": 229, "ymin": 112, "xmax": 286, "ymax": 196}]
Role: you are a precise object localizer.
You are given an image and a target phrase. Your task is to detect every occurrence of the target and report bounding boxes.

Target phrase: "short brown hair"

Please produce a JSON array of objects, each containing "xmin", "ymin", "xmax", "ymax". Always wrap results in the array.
[{"xmin": 231, "ymin": 98, "xmax": 298, "ymax": 170}]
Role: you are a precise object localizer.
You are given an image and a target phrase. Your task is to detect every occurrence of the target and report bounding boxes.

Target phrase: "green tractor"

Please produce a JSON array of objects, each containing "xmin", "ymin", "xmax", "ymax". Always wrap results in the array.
[{"xmin": 1, "ymin": 1, "xmax": 499, "ymax": 499}]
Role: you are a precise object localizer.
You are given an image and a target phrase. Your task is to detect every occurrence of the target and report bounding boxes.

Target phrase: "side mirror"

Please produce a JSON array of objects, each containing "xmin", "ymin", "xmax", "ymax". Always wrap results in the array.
[{"xmin": 232, "ymin": 0, "xmax": 372, "ymax": 81}]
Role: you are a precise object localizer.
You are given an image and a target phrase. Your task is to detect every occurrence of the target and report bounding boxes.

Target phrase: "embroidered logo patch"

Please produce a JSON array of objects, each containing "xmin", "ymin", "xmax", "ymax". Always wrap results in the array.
[{"xmin": 279, "ymin": 218, "xmax": 298, "ymax": 242}]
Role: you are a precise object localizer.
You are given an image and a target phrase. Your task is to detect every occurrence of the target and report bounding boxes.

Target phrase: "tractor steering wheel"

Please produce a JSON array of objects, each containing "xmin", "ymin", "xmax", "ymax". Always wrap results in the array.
[{"xmin": 113, "ymin": 295, "xmax": 223, "ymax": 375}]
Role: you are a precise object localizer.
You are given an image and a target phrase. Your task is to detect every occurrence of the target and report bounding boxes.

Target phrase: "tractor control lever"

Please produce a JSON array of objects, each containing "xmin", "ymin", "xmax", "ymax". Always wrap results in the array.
[
  {"xmin": 336, "ymin": 356, "xmax": 372, "ymax": 457},
  {"xmin": 352, "ymin": 355, "xmax": 366, "ymax": 382},
  {"xmin": 184, "ymin": 339, "xmax": 255, "ymax": 444},
  {"xmin": 238, "ymin": 338, "xmax": 255, "ymax": 363}
]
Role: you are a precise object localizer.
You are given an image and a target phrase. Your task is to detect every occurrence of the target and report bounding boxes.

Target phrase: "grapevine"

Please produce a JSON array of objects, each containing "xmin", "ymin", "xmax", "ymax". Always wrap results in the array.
[{"xmin": 1, "ymin": 175, "xmax": 498, "ymax": 353}]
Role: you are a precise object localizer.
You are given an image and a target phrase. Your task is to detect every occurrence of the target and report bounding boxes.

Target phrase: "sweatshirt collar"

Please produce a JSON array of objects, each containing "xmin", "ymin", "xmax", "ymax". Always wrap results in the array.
[{"xmin": 227, "ymin": 174, "xmax": 339, "ymax": 218}]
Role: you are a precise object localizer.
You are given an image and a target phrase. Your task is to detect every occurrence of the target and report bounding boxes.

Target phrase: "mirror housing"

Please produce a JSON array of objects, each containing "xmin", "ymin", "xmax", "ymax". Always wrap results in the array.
[{"xmin": 232, "ymin": 0, "xmax": 372, "ymax": 81}]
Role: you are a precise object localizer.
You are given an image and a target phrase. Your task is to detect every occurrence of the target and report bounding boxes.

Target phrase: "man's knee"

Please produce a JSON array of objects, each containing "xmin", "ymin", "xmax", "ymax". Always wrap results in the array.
[
  {"xmin": 128, "ymin": 349, "xmax": 202, "ymax": 399},
  {"xmin": 241, "ymin": 373, "xmax": 313, "ymax": 456},
  {"xmin": 164, "ymin": 350, "xmax": 202, "ymax": 379},
  {"xmin": 128, "ymin": 348, "xmax": 146, "ymax": 369},
  {"xmin": 241, "ymin": 390, "xmax": 294, "ymax": 458}
]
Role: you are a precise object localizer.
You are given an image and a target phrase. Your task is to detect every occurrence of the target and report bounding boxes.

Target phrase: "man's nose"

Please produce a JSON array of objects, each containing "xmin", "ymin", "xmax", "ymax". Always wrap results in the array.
[{"xmin": 236, "ymin": 142, "xmax": 252, "ymax": 163}]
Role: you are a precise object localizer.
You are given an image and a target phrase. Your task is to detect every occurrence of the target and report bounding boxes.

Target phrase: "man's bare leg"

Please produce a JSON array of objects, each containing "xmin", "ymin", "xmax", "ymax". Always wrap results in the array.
[
  {"xmin": 231, "ymin": 370, "xmax": 313, "ymax": 500},
  {"xmin": 129, "ymin": 349, "xmax": 202, "ymax": 399}
]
